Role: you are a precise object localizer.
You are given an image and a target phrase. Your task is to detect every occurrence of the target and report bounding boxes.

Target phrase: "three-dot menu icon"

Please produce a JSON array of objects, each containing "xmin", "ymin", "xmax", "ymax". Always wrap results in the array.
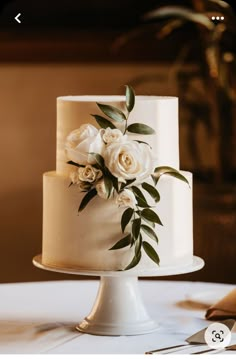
[{"xmin": 211, "ymin": 16, "xmax": 224, "ymax": 21}]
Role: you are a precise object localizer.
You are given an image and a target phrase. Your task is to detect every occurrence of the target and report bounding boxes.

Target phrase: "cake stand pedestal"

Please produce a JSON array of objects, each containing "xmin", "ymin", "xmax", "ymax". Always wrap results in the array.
[{"xmin": 33, "ymin": 255, "xmax": 204, "ymax": 336}]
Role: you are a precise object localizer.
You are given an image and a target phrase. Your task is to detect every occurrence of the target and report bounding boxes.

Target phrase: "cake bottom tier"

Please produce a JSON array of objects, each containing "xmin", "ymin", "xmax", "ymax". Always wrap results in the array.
[{"xmin": 42, "ymin": 171, "xmax": 193, "ymax": 271}]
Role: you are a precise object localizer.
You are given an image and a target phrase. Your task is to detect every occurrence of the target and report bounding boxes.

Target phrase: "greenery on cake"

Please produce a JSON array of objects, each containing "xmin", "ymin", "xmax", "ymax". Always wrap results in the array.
[{"xmin": 65, "ymin": 86, "xmax": 188, "ymax": 270}]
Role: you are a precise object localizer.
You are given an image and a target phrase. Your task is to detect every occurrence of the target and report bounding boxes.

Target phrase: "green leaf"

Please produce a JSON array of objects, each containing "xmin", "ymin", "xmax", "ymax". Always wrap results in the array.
[
  {"xmin": 130, "ymin": 236, "xmax": 135, "ymax": 248},
  {"xmin": 141, "ymin": 209, "xmax": 163, "ymax": 225},
  {"xmin": 104, "ymin": 168, "xmax": 119, "ymax": 192},
  {"xmin": 153, "ymin": 166, "xmax": 189, "ymax": 186},
  {"xmin": 104, "ymin": 176, "xmax": 113, "ymax": 198},
  {"xmin": 121, "ymin": 207, "xmax": 134, "ymax": 233},
  {"xmin": 140, "ymin": 217, "xmax": 155, "ymax": 228},
  {"xmin": 78, "ymin": 188, "xmax": 97, "ymax": 212},
  {"xmin": 132, "ymin": 218, "xmax": 141, "ymax": 240},
  {"xmin": 141, "ymin": 224, "xmax": 158, "ymax": 243},
  {"xmin": 142, "ymin": 241, "xmax": 160, "ymax": 265},
  {"xmin": 135, "ymin": 196, "xmax": 151, "ymax": 208},
  {"xmin": 120, "ymin": 178, "xmax": 136, "ymax": 190},
  {"xmin": 124, "ymin": 251, "xmax": 142, "ymax": 270},
  {"xmin": 89, "ymin": 153, "xmax": 105, "ymax": 169},
  {"xmin": 125, "ymin": 85, "xmax": 135, "ymax": 112},
  {"xmin": 135, "ymin": 233, "xmax": 142, "ymax": 256},
  {"xmin": 131, "ymin": 186, "xmax": 146, "ymax": 201},
  {"xmin": 127, "ymin": 123, "xmax": 155, "ymax": 135},
  {"xmin": 151, "ymin": 174, "xmax": 157, "ymax": 186},
  {"xmin": 109, "ymin": 234, "xmax": 131, "ymax": 250},
  {"xmin": 96, "ymin": 103, "xmax": 126, "ymax": 122},
  {"xmin": 168, "ymin": 171, "xmax": 190, "ymax": 185},
  {"xmin": 131, "ymin": 186, "xmax": 150, "ymax": 208},
  {"xmin": 91, "ymin": 114, "xmax": 116, "ymax": 129},
  {"xmin": 125, "ymin": 178, "xmax": 137, "ymax": 186},
  {"xmin": 141, "ymin": 182, "xmax": 160, "ymax": 202},
  {"xmin": 67, "ymin": 160, "xmax": 84, "ymax": 168},
  {"xmin": 110, "ymin": 174, "xmax": 119, "ymax": 192}
]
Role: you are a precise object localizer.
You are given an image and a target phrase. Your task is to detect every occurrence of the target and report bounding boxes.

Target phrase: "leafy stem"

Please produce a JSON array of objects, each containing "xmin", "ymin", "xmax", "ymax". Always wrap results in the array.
[
  {"xmin": 123, "ymin": 84, "xmax": 134, "ymax": 134},
  {"xmin": 124, "ymin": 112, "xmax": 129, "ymax": 134}
]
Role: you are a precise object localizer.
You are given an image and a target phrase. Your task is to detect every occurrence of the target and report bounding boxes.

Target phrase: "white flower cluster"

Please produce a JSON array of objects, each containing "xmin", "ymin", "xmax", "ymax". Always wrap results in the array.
[{"xmin": 65, "ymin": 124, "xmax": 155, "ymax": 208}]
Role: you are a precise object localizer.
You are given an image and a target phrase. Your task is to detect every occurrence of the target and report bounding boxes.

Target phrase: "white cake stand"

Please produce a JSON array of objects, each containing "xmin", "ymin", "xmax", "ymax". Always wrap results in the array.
[{"xmin": 33, "ymin": 254, "xmax": 204, "ymax": 336}]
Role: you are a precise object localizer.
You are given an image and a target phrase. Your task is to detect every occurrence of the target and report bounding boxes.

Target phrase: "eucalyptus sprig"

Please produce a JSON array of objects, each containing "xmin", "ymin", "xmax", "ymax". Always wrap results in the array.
[
  {"xmin": 109, "ymin": 165, "xmax": 189, "ymax": 270},
  {"xmin": 92, "ymin": 85, "xmax": 156, "ymax": 136},
  {"xmin": 110, "ymin": 183, "xmax": 162, "ymax": 270}
]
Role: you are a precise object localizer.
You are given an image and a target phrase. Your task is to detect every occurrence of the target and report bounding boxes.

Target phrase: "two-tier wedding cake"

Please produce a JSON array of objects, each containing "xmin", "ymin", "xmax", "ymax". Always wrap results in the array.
[{"xmin": 42, "ymin": 87, "xmax": 193, "ymax": 271}]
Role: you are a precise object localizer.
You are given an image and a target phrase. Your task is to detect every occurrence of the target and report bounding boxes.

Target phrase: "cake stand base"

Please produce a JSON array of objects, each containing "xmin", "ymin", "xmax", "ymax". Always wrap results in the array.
[
  {"xmin": 33, "ymin": 255, "xmax": 204, "ymax": 336},
  {"xmin": 76, "ymin": 276, "xmax": 157, "ymax": 335}
]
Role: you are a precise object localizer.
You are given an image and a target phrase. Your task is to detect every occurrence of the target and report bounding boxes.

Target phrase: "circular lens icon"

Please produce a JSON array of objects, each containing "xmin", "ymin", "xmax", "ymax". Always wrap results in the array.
[{"xmin": 204, "ymin": 322, "xmax": 231, "ymax": 349}]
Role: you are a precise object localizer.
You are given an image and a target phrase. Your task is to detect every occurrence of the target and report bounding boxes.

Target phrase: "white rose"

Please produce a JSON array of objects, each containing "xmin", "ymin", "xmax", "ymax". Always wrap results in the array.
[
  {"xmin": 65, "ymin": 124, "xmax": 104, "ymax": 165},
  {"xmin": 69, "ymin": 172, "xmax": 92, "ymax": 191},
  {"xmin": 104, "ymin": 141, "xmax": 155, "ymax": 182},
  {"xmin": 96, "ymin": 179, "xmax": 113, "ymax": 199},
  {"xmin": 116, "ymin": 189, "xmax": 137, "ymax": 208},
  {"xmin": 100, "ymin": 127, "xmax": 127, "ymax": 144},
  {"xmin": 78, "ymin": 165, "xmax": 102, "ymax": 183}
]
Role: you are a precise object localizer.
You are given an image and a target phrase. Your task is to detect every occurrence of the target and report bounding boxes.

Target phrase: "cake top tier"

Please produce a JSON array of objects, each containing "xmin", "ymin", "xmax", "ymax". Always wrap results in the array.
[
  {"xmin": 56, "ymin": 96, "xmax": 179, "ymax": 175},
  {"xmin": 58, "ymin": 95, "xmax": 177, "ymax": 102}
]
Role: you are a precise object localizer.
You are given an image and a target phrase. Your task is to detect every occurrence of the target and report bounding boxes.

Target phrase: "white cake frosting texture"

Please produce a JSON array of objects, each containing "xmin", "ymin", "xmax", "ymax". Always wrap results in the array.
[{"xmin": 42, "ymin": 96, "xmax": 193, "ymax": 270}]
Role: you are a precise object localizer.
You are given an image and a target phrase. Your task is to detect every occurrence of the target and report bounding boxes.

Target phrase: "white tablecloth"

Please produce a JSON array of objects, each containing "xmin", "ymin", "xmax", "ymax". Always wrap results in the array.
[{"xmin": 0, "ymin": 280, "xmax": 235, "ymax": 354}]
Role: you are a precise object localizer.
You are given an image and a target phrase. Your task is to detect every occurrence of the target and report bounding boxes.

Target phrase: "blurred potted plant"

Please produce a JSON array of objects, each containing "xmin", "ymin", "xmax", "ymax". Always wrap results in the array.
[
  {"xmin": 113, "ymin": 0, "xmax": 236, "ymax": 282},
  {"xmin": 144, "ymin": 0, "xmax": 236, "ymax": 183},
  {"xmin": 114, "ymin": 0, "xmax": 236, "ymax": 184}
]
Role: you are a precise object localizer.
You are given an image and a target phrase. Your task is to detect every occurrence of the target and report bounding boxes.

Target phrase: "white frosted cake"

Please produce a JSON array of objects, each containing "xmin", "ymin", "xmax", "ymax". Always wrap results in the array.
[{"xmin": 42, "ymin": 91, "xmax": 193, "ymax": 271}]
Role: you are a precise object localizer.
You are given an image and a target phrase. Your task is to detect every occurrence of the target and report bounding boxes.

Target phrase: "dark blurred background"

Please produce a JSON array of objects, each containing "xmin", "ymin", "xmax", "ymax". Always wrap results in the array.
[
  {"xmin": 0, "ymin": 0, "xmax": 236, "ymax": 29},
  {"xmin": 0, "ymin": 0, "xmax": 235, "ymax": 283}
]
